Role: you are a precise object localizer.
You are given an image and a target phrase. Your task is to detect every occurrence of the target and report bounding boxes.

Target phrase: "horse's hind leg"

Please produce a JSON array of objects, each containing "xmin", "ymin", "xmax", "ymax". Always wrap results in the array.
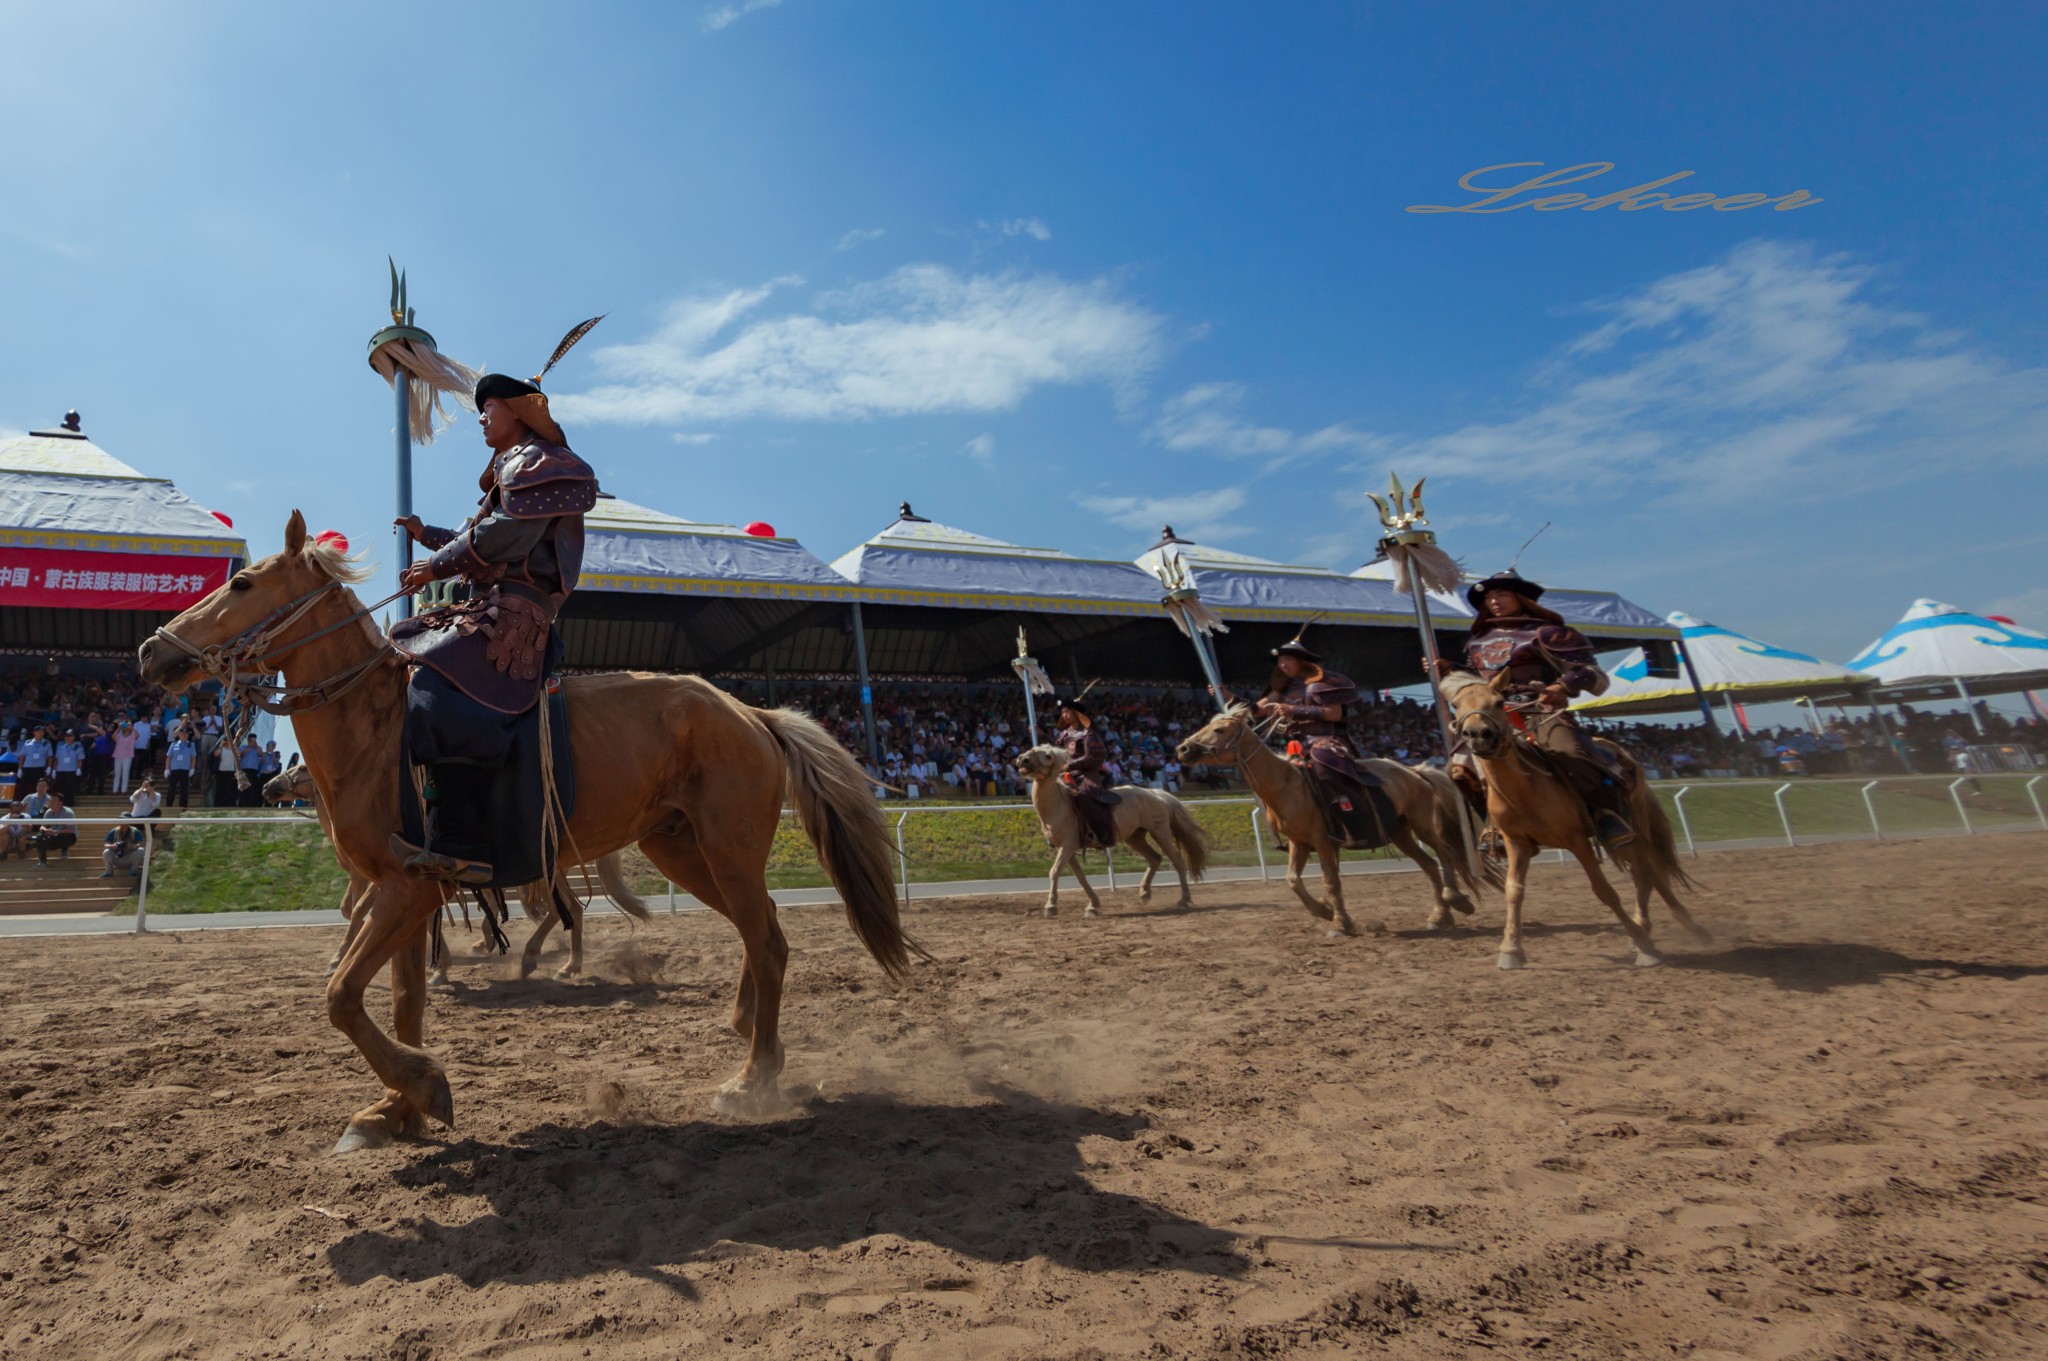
[
  {"xmin": 1391, "ymin": 824, "xmax": 1458, "ymax": 932},
  {"xmin": 1126, "ymin": 830, "xmax": 1164, "ymax": 905},
  {"xmin": 1153, "ymin": 823, "xmax": 1195, "ymax": 908},
  {"xmin": 557, "ymin": 888, "xmax": 584, "ymax": 981},
  {"xmin": 519, "ymin": 895, "xmax": 555, "ymax": 980},
  {"xmin": 1565, "ymin": 840, "xmax": 1661, "ymax": 967}
]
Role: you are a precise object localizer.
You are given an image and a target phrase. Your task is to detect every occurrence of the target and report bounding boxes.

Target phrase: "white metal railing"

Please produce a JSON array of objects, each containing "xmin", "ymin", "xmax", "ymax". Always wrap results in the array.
[{"xmin": 21, "ymin": 773, "xmax": 2048, "ymax": 928}]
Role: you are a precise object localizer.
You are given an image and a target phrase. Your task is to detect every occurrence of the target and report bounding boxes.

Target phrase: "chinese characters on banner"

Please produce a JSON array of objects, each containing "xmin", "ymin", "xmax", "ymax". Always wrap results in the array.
[{"xmin": 0, "ymin": 547, "xmax": 231, "ymax": 610}]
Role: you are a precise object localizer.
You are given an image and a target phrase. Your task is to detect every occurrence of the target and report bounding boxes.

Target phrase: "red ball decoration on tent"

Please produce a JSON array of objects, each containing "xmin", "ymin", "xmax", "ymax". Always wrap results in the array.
[
  {"xmin": 743, "ymin": 521, "xmax": 776, "ymax": 538},
  {"xmin": 315, "ymin": 530, "xmax": 350, "ymax": 553},
  {"xmin": 211, "ymin": 510, "xmax": 234, "ymax": 528}
]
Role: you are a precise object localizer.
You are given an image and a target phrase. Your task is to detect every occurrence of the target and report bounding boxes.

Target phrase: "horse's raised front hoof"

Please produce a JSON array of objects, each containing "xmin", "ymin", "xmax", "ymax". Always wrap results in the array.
[
  {"xmin": 1633, "ymin": 948, "xmax": 1664, "ymax": 968},
  {"xmin": 553, "ymin": 962, "xmax": 581, "ymax": 981},
  {"xmin": 1137, "ymin": 889, "xmax": 1152, "ymax": 904},
  {"xmin": 1497, "ymin": 949, "xmax": 1526, "ymax": 970},
  {"xmin": 712, "ymin": 1075, "xmax": 792, "ymax": 1120},
  {"xmin": 1449, "ymin": 896, "xmax": 1477, "ymax": 916},
  {"xmin": 518, "ymin": 953, "xmax": 541, "ymax": 980}
]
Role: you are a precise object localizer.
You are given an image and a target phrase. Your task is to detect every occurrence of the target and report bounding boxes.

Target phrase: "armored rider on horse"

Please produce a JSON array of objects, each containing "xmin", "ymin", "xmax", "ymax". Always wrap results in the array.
[
  {"xmin": 1254, "ymin": 633, "xmax": 1392, "ymax": 846},
  {"xmin": 387, "ymin": 322, "xmax": 603, "ymax": 887},
  {"xmin": 1433, "ymin": 569, "xmax": 1634, "ymax": 847},
  {"xmin": 1051, "ymin": 695, "xmax": 1122, "ymax": 848}
]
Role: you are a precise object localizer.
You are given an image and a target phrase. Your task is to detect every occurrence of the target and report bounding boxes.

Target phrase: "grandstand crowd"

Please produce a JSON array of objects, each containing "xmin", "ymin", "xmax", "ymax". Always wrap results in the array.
[{"xmin": 2, "ymin": 661, "xmax": 2039, "ymax": 808}]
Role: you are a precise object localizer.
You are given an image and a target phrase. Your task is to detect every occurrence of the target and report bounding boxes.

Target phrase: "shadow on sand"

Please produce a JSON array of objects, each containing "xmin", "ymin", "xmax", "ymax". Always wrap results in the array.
[
  {"xmin": 1674, "ymin": 940, "xmax": 2048, "ymax": 993},
  {"xmin": 328, "ymin": 1092, "xmax": 1251, "ymax": 1291}
]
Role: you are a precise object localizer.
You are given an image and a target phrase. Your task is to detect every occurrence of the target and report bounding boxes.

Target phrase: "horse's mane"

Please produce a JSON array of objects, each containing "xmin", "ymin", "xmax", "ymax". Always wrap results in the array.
[{"xmin": 304, "ymin": 541, "xmax": 377, "ymax": 586}]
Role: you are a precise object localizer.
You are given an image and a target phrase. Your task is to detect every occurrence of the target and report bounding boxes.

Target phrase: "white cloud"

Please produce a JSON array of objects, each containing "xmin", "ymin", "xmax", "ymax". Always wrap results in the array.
[
  {"xmin": 962, "ymin": 433, "xmax": 995, "ymax": 467},
  {"xmin": 1150, "ymin": 383, "xmax": 1293, "ymax": 457},
  {"xmin": 834, "ymin": 227, "xmax": 885, "ymax": 251},
  {"xmin": 702, "ymin": 0, "xmax": 783, "ymax": 32},
  {"xmin": 669, "ymin": 432, "xmax": 716, "ymax": 445},
  {"xmin": 1401, "ymin": 240, "xmax": 2048, "ymax": 500},
  {"xmin": 553, "ymin": 265, "xmax": 1167, "ymax": 425},
  {"xmin": 1147, "ymin": 384, "xmax": 1390, "ymax": 463},
  {"xmin": 1079, "ymin": 487, "xmax": 1250, "ymax": 542},
  {"xmin": 983, "ymin": 218, "xmax": 1052, "ymax": 242}
]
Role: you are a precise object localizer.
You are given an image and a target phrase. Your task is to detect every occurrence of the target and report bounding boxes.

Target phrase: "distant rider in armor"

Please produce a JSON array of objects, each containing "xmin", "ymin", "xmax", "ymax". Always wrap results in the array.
[
  {"xmin": 1256, "ymin": 637, "xmax": 1385, "ymax": 834},
  {"xmin": 1053, "ymin": 697, "xmax": 1121, "ymax": 849},
  {"xmin": 1437, "ymin": 569, "xmax": 1635, "ymax": 847}
]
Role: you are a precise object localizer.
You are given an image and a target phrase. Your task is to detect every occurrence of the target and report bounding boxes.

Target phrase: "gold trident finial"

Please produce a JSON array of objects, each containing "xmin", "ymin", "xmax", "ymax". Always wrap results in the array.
[{"xmin": 1367, "ymin": 473, "xmax": 1430, "ymax": 533}]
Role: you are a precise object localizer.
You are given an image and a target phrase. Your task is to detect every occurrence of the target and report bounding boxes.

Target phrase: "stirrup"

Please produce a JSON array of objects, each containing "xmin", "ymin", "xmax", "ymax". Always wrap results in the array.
[
  {"xmin": 1594, "ymin": 811, "xmax": 1636, "ymax": 847},
  {"xmin": 390, "ymin": 833, "xmax": 494, "ymax": 886}
]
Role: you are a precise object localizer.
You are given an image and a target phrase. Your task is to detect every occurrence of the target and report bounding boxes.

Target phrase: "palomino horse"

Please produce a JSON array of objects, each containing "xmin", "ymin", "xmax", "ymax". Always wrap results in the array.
[
  {"xmin": 1011, "ymin": 745, "xmax": 1211, "ymax": 916},
  {"xmin": 140, "ymin": 512, "xmax": 920, "ymax": 1150},
  {"xmin": 1176, "ymin": 705, "xmax": 1486, "ymax": 938},
  {"xmin": 264, "ymin": 762, "xmax": 651, "ymax": 983},
  {"xmin": 1439, "ymin": 670, "xmax": 1707, "ymax": 969}
]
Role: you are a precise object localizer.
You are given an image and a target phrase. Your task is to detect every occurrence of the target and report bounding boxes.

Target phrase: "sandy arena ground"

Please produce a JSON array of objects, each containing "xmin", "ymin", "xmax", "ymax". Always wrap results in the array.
[{"xmin": 4, "ymin": 835, "xmax": 2047, "ymax": 1360}]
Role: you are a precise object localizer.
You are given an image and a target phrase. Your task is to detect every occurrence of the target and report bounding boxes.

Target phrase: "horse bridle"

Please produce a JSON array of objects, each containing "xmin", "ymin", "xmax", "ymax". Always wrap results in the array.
[{"xmin": 149, "ymin": 576, "xmax": 408, "ymax": 719}]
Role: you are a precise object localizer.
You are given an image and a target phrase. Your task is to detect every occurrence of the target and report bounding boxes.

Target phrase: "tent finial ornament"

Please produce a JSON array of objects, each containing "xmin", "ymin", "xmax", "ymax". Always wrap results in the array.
[
  {"xmin": 897, "ymin": 501, "xmax": 930, "ymax": 523},
  {"xmin": 61, "ymin": 411, "xmax": 80, "ymax": 433}
]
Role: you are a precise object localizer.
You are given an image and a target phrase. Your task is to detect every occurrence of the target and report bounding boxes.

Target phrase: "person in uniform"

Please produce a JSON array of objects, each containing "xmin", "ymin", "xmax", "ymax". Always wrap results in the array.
[
  {"xmin": 1255, "ymin": 636, "xmax": 1375, "ymax": 812},
  {"xmin": 388, "ymin": 357, "xmax": 599, "ymax": 885},
  {"xmin": 1435, "ymin": 569, "xmax": 1634, "ymax": 846},
  {"xmin": 1052, "ymin": 698, "xmax": 1121, "ymax": 848}
]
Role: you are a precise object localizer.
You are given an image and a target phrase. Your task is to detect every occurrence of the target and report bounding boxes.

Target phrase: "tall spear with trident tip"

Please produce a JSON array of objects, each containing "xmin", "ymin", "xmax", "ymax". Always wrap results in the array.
[
  {"xmin": 1011, "ymin": 626, "xmax": 1055, "ymax": 745},
  {"xmin": 366, "ymin": 260, "xmax": 479, "ymax": 620},
  {"xmin": 1149, "ymin": 537, "xmax": 1233, "ymax": 713},
  {"xmin": 1367, "ymin": 474, "xmax": 1465, "ymax": 758}
]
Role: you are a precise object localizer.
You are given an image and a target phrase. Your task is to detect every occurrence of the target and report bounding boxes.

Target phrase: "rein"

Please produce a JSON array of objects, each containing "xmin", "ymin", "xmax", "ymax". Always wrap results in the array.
[{"xmin": 151, "ymin": 579, "xmax": 409, "ymax": 739}]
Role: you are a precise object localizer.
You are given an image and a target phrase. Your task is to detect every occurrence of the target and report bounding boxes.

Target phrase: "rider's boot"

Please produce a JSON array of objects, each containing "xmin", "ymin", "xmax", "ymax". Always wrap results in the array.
[{"xmin": 395, "ymin": 763, "xmax": 495, "ymax": 886}]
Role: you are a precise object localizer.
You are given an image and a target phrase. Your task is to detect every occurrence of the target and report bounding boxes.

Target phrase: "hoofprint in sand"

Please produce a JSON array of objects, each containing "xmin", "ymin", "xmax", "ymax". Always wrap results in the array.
[{"xmin": 3, "ymin": 835, "xmax": 2045, "ymax": 1360}]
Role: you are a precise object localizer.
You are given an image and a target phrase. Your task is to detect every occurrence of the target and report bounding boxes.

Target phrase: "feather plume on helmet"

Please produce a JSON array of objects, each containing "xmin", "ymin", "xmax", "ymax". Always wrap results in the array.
[{"xmin": 472, "ymin": 314, "xmax": 606, "ymax": 448}]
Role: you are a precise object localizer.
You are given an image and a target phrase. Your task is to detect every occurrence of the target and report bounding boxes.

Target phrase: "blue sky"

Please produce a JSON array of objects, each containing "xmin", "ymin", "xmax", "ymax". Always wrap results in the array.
[{"xmin": 3, "ymin": 1, "xmax": 2044, "ymax": 685}]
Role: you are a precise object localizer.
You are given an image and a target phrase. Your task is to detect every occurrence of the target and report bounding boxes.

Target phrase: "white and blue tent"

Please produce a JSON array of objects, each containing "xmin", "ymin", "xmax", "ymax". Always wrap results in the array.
[
  {"xmin": 1574, "ymin": 611, "xmax": 1872, "ymax": 716},
  {"xmin": 1846, "ymin": 599, "xmax": 2048, "ymax": 703}
]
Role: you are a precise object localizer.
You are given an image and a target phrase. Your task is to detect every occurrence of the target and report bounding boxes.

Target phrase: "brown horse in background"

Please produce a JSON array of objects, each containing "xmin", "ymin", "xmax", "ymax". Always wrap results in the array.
[
  {"xmin": 142, "ymin": 511, "xmax": 922, "ymax": 1151},
  {"xmin": 1177, "ymin": 705, "xmax": 1487, "ymax": 938},
  {"xmin": 1440, "ymin": 669, "xmax": 1708, "ymax": 969},
  {"xmin": 1012, "ymin": 744, "xmax": 1211, "ymax": 917}
]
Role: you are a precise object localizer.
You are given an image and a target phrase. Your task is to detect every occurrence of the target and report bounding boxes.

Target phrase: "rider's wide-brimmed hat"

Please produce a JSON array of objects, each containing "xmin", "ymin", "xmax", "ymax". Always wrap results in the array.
[
  {"xmin": 1465, "ymin": 569, "xmax": 1546, "ymax": 611},
  {"xmin": 473, "ymin": 373, "xmax": 566, "ymax": 448},
  {"xmin": 1054, "ymin": 695, "xmax": 1091, "ymax": 717},
  {"xmin": 1271, "ymin": 639, "xmax": 1323, "ymax": 665}
]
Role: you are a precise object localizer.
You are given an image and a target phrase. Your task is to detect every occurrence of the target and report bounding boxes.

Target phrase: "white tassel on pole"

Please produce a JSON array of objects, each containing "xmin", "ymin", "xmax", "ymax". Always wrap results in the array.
[
  {"xmin": 369, "ymin": 337, "xmax": 481, "ymax": 445},
  {"xmin": 1151, "ymin": 551, "xmax": 1232, "ymax": 710}
]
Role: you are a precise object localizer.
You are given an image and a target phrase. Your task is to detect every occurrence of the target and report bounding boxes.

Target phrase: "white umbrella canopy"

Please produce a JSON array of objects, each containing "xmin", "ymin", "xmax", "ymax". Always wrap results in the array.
[
  {"xmin": 1574, "ymin": 611, "xmax": 1873, "ymax": 716},
  {"xmin": 1846, "ymin": 599, "xmax": 2048, "ymax": 700}
]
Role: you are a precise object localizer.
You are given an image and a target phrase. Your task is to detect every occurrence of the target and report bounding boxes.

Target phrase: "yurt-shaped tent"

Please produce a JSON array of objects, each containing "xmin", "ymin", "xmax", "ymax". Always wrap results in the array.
[
  {"xmin": 827, "ymin": 503, "xmax": 1172, "ymax": 678},
  {"xmin": 1846, "ymin": 599, "xmax": 2048, "ymax": 703},
  {"xmin": 0, "ymin": 414, "xmax": 248, "ymax": 655},
  {"xmin": 1574, "ymin": 611, "xmax": 1872, "ymax": 716},
  {"xmin": 558, "ymin": 495, "xmax": 863, "ymax": 674}
]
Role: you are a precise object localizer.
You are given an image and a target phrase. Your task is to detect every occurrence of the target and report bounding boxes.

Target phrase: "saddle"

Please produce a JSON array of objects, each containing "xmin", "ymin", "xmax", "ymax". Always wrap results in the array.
[
  {"xmin": 390, "ymin": 584, "xmax": 553, "ymax": 716},
  {"xmin": 1287, "ymin": 752, "xmax": 1397, "ymax": 851}
]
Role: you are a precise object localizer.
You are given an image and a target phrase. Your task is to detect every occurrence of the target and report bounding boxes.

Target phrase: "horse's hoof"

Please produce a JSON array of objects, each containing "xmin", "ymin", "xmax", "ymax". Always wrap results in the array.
[
  {"xmin": 1633, "ymin": 948, "xmax": 1664, "ymax": 968},
  {"xmin": 1083, "ymin": 905, "xmax": 1099, "ymax": 919},
  {"xmin": 332, "ymin": 1121, "xmax": 391, "ymax": 1155},
  {"xmin": 553, "ymin": 964, "xmax": 580, "ymax": 981},
  {"xmin": 1427, "ymin": 918, "xmax": 1451, "ymax": 933},
  {"xmin": 1450, "ymin": 898, "xmax": 1477, "ymax": 916},
  {"xmin": 518, "ymin": 957, "xmax": 540, "ymax": 980},
  {"xmin": 1497, "ymin": 950, "xmax": 1526, "ymax": 970},
  {"xmin": 712, "ymin": 1077, "xmax": 791, "ymax": 1120},
  {"xmin": 1042, "ymin": 905, "xmax": 1057, "ymax": 918},
  {"xmin": 428, "ymin": 969, "xmax": 451, "ymax": 989},
  {"xmin": 422, "ymin": 1074, "xmax": 455, "ymax": 1128}
]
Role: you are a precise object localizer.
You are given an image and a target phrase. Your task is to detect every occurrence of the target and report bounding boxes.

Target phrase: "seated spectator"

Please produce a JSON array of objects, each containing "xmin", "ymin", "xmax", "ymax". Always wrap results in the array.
[
  {"xmin": 101, "ymin": 823, "xmax": 145, "ymax": 878},
  {"xmin": 29, "ymin": 791, "xmax": 78, "ymax": 867},
  {"xmin": 0, "ymin": 801, "xmax": 28, "ymax": 858}
]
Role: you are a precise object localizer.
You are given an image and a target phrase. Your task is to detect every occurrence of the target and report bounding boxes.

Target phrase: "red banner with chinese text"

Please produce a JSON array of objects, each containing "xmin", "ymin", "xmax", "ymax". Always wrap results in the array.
[{"xmin": 0, "ymin": 547, "xmax": 231, "ymax": 611}]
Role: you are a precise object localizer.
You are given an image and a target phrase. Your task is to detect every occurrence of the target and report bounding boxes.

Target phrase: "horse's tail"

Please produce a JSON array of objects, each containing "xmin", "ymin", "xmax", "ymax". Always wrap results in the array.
[
  {"xmin": 756, "ymin": 706, "xmax": 928, "ymax": 981},
  {"xmin": 1162, "ymin": 794, "xmax": 1211, "ymax": 880},
  {"xmin": 1633, "ymin": 785, "xmax": 1698, "ymax": 895},
  {"xmin": 594, "ymin": 851, "xmax": 653, "ymax": 924}
]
